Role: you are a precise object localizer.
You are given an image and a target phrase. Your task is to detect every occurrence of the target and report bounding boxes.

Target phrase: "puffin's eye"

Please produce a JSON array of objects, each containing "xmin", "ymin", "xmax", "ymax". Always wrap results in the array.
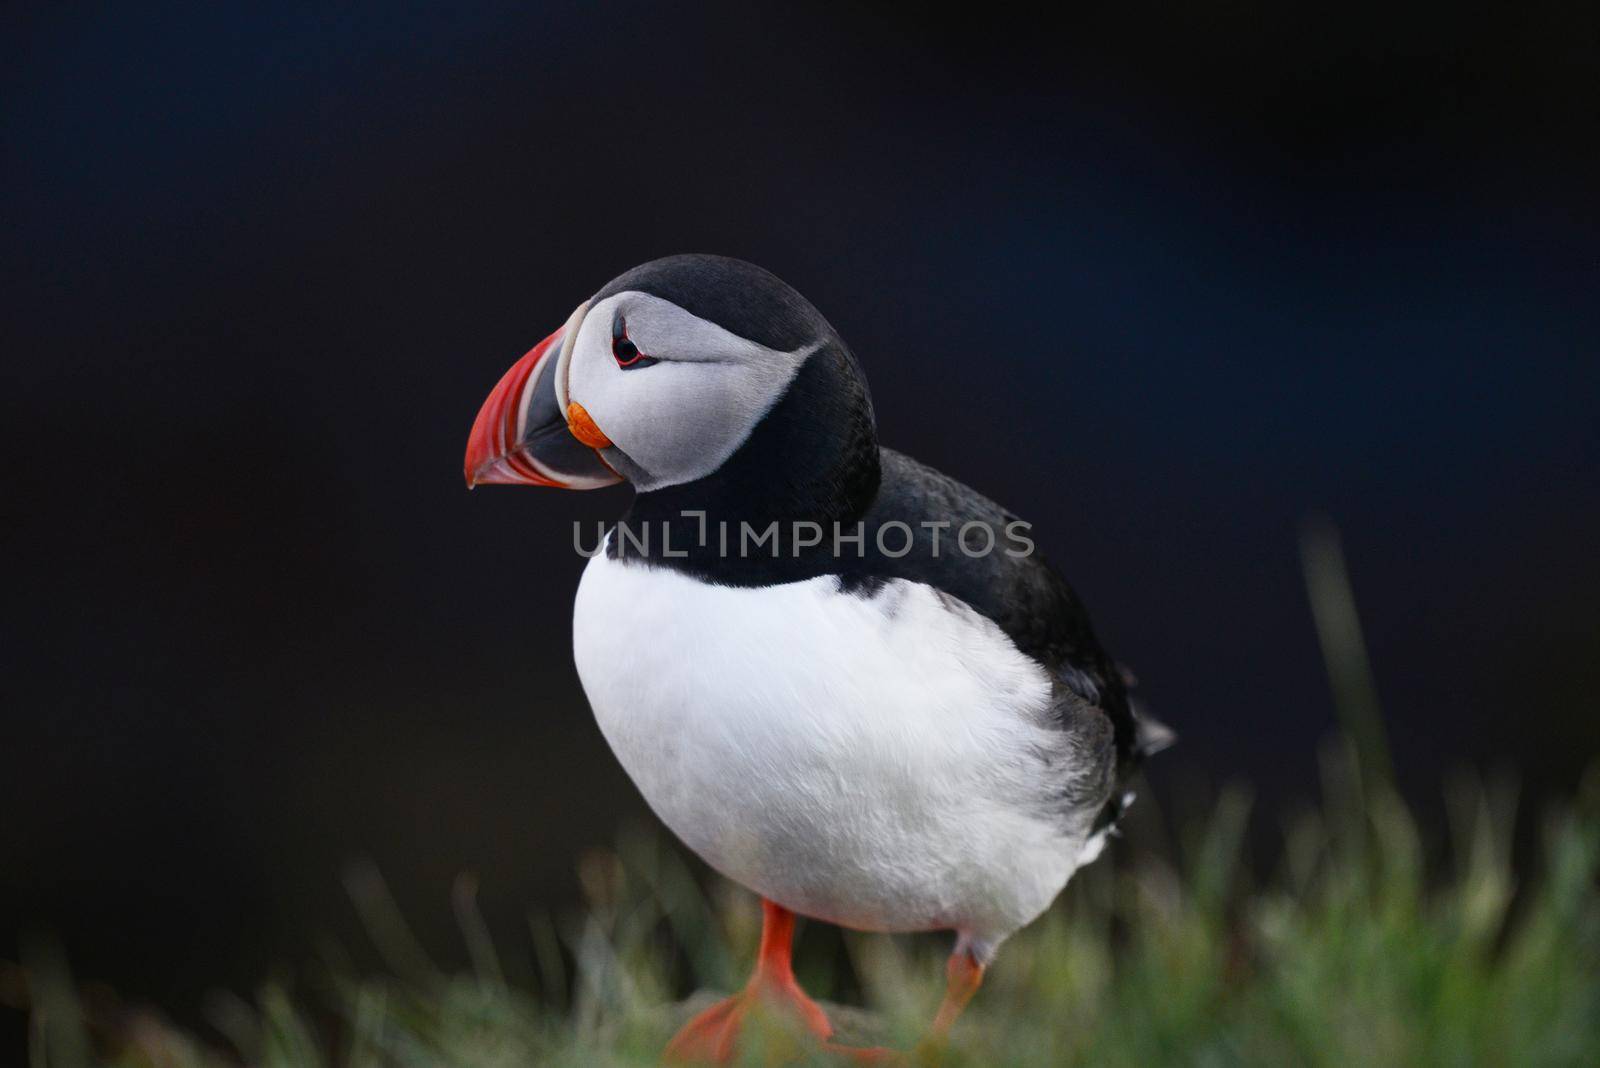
[{"xmin": 612, "ymin": 315, "xmax": 658, "ymax": 369}]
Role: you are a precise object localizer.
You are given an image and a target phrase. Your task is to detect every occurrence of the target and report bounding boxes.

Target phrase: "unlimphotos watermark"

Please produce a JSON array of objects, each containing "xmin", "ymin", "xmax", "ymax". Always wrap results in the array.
[{"xmin": 572, "ymin": 511, "xmax": 1034, "ymax": 560}]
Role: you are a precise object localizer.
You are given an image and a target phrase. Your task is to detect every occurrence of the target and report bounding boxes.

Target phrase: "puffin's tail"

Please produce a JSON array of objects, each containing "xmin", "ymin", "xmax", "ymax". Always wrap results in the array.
[
  {"xmin": 1132, "ymin": 704, "xmax": 1177, "ymax": 760},
  {"xmin": 1117, "ymin": 662, "xmax": 1176, "ymax": 764}
]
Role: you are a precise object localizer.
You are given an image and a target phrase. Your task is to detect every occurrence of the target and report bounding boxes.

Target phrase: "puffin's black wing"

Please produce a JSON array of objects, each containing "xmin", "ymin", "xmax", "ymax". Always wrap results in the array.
[{"xmin": 850, "ymin": 449, "xmax": 1146, "ymax": 781}]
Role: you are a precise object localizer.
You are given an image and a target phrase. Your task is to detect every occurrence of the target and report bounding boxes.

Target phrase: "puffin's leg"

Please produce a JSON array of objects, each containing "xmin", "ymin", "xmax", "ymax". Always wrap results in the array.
[
  {"xmin": 664, "ymin": 899, "xmax": 833, "ymax": 1063},
  {"xmin": 823, "ymin": 941, "xmax": 988, "ymax": 1063},
  {"xmin": 926, "ymin": 945, "xmax": 986, "ymax": 1041}
]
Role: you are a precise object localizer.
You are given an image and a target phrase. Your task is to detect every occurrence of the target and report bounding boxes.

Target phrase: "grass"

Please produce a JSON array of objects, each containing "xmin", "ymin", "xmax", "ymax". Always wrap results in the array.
[{"xmin": 12, "ymin": 528, "xmax": 1600, "ymax": 1066}]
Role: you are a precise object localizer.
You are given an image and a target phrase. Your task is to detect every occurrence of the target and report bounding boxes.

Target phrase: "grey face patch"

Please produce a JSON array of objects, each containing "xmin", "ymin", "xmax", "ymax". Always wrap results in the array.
[{"xmin": 563, "ymin": 291, "xmax": 818, "ymax": 491}]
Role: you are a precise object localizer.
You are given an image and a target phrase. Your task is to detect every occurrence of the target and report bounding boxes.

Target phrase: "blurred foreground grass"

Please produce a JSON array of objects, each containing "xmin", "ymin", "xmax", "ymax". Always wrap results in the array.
[
  {"xmin": 11, "ymin": 529, "xmax": 1600, "ymax": 1066},
  {"xmin": 15, "ymin": 763, "xmax": 1599, "ymax": 1067}
]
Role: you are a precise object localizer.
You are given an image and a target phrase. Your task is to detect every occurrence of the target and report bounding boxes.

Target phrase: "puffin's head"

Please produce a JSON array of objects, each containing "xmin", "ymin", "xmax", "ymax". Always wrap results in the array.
[{"xmin": 465, "ymin": 254, "xmax": 850, "ymax": 494}]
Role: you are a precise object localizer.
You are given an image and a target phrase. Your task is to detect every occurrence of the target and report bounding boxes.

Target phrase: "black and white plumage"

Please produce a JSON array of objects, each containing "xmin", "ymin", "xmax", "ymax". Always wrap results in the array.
[{"xmin": 465, "ymin": 254, "xmax": 1170, "ymax": 1056}]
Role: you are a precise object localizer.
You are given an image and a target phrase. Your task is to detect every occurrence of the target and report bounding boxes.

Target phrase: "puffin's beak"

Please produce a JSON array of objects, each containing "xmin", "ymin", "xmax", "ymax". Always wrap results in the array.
[{"xmin": 463, "ymin": 302, "xmax": 623, "ymax": 489}]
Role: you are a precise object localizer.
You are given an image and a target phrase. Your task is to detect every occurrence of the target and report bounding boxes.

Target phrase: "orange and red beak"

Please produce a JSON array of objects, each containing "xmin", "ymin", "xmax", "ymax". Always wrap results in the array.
[{"xmin": 463, "ymin": 303, "xmax": 623, "ymax": 490}]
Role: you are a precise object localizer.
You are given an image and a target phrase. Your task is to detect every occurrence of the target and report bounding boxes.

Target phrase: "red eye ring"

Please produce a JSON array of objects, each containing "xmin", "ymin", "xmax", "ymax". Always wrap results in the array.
[{"xmin": 611, "ymin": 315, "xmax": 658, "ymax": 369}]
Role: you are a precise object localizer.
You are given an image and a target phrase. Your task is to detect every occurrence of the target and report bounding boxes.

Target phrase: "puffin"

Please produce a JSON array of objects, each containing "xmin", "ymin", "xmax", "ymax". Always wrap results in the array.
[{"xmin": 463, "ymin": 255, "xmax": 1170, "ymax": 1062}]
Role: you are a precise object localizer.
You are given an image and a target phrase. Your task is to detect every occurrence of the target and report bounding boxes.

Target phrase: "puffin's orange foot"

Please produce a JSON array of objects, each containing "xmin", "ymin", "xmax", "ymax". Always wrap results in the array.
[
  {"xmin": 664, "ymin": 977, "xmax": 834, "ymax": 1064},
  {"xmin": 664, "ymin": 993, "xmax": 745, "ymax": 1063},
  {"xmin": 666, "ymin": 899, "xmax": 836, "ymax": 1063}
]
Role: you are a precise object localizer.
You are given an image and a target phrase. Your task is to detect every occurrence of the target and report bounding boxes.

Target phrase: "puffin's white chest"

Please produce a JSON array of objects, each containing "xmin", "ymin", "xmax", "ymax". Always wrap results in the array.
[{"xmin": 571, "ymin": 549, "xmax": 1086, "ymax": 946}]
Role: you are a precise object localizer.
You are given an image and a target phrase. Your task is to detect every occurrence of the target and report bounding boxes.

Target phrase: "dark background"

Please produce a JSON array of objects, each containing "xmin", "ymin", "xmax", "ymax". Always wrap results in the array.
[{"xmin": 3, "ymin": 0, "xmax": 1597, "ymax": 1039}]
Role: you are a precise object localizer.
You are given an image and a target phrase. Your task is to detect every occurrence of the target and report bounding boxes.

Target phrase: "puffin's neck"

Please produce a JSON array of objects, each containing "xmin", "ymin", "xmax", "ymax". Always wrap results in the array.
[{"xmin": 617, "ymin": 341, "xmax": 881, "ymax": 582}]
